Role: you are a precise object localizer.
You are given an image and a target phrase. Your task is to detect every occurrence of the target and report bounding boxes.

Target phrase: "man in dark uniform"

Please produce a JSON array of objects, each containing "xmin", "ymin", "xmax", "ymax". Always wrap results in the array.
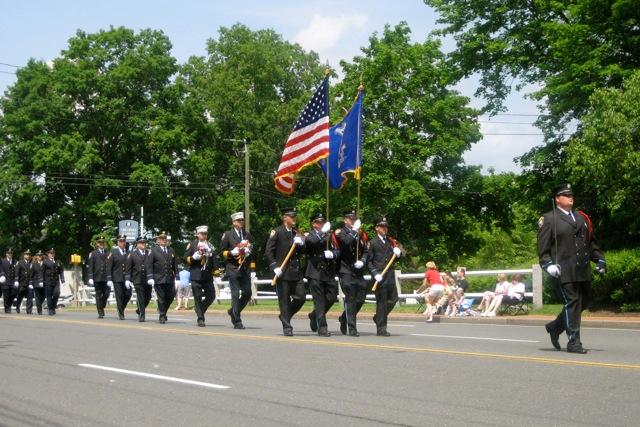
[
  {"xmin": 336, "ymin": 210, "xmax": 368, "ymax": 337},
  {"xmin": 265, "ymin": 207, "xmax": 306, "ymax": 336},
  {"xmin": 147, "ymin": 232, "xmax": 176, "ymax": 324},
  {"xmin": 31, "ymin": 251, "xmax": 45, "ymax": 315},
  {"xmin": 304, "ymin": 213, "xmax": 339, "ymax": 337},
  {"xmin": 43, "ymin": 248, "xmax": 65, "ymax": 315},
  {"xmin": 87, "ymin": 236, "xmax": 110, "ymax": 319},
  {"xmin": 538, "ymin": 183, "xmax": 606, "ymax": 354},
  {"xmin": 220, "ymin": 213, "xmax": 256, "ymax": 329},
  {"xmin": 126, "ymin": 237, "xmax": 151, "ymax": 322},
  {"xmin": 15, "ymin": 249, "xmax": 34, "ymax": 314},
  {"xmin": 1, "ymin": 248, "xmax": 18, "ymax": 313},
  {"xmin": 184, "ymin": 225, "xmax": 217, "ymax": 327},
  {"xmin": 368, "ymin": 218, "xmax": 402, "ymax": 336},
  {"xmin": 107, "ymin": 235, "xmax": 131, "ymax": 320}
]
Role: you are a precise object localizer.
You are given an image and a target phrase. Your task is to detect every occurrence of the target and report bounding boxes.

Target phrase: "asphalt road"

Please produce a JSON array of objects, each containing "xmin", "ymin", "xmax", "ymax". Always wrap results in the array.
[{"xmin": 1, "ymin": 309, "xmax": 639, "ymax": 426}]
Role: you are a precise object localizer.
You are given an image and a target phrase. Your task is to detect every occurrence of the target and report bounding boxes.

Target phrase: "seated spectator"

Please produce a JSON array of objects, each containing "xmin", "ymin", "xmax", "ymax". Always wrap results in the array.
[
  {"xmin": 483, "ymin": 274, "xmax": 526, "ymax": 317},
  {"xmin": 416, "ymin": 261, "xmax": 444, "ymax": 322},
  {"xmin": 477, "ymin": 273, "xmax": 509, "ymax": 314},
  {"xmin": 456, "ymin": 266, "xmax": 468, "ymax": 298},
  {"xmin": 442, "ymin": 274, "xmax": 460, "ymax": 317}
]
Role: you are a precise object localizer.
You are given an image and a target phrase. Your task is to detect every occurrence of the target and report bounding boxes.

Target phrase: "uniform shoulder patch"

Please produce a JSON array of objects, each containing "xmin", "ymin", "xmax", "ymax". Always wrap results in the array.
[
  {"xmin": 335, "ymin": 228, "xmax": 342, "ymax": 234},
  {"xmin": 304, "ymin": 232, "xmax": 309, "ymax": 237},
  {"xmin": 186, "ymin": 243, "xmax": 191, "ymax": 250},
  {"xmin": 537, "ymin": 216, "xmax": 544, "ymax": 229},
  {"xmin": 269, "ymin": 229, "xmax": 276, "ymax": 238},
  {"xmin": 107, "ymin": 253, "xmax": 112, "ymax": 259},
  {"xmin": 88, "ymin": 253, "xmax": 92, "ymax": 259}
]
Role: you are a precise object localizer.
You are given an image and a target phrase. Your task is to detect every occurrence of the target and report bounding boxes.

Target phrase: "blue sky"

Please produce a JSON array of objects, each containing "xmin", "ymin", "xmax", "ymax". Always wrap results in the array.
[{"xmin": 0, "ymin": 0, "xmax": 543, "ymax": 173}]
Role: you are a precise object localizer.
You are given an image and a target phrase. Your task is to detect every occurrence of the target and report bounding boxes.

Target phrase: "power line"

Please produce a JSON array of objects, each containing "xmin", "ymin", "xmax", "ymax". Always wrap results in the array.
[
  {"xmin": 0, "ymin": 62, "xmax": 20, "ymax": 68},
  {"xmin": 0, "ymin": 70, "xmax": 16, "ymax": 75}
]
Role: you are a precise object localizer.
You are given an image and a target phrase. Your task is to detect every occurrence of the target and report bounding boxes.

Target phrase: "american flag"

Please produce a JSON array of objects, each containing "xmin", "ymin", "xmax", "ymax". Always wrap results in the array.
[{"xmin": 274, "ymin": 77, "xmax": 330, "ymax": 194}]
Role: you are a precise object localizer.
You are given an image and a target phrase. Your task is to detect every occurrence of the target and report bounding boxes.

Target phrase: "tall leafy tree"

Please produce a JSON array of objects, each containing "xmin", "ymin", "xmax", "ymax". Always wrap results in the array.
[
  {"xmin": 0, "ymin": 27, "xmax": 184, "ymax": 259},
  {"xmin": 332, "ymin": 23, "xmax": 504, "ymax": 264}
]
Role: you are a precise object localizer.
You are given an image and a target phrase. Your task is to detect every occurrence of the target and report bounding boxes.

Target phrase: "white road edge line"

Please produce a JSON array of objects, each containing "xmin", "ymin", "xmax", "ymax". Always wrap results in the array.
[
  {"xmin": 78, "ymin": 364, "xmax": 230, "ymax": 389},
  {"xmin": 410, "ymin": 334, "xmax": 539, "ymax": 343},
  {"xmin": 356, "ymin": 322, "xmax": 416, "ymax": 328}
]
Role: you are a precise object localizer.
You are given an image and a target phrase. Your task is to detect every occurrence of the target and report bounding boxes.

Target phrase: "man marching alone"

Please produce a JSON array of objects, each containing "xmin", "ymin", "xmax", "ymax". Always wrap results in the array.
[{"xmin": 538, "ymin": 183, "xmax": 606, "ymax": 354}]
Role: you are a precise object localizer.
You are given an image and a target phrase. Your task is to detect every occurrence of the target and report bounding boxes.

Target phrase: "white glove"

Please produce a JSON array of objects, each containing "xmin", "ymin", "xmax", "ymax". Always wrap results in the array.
[
  {"xmin": 38, "ymin": 282, "xmax": 44, "ymax": 288},
  {"xmin": 273, "ymin": 267, "xmax": 283, "ymax": 277},
  {"xmin": 293, "ymin": 236, "xmax": 303, "ymax": 246},
  {"xmin": 250, "ymin": 271, "xmax": 256, "ymax": 280},
  {"xmin": 147, "ymin": 279, "xmax": 155, "ymax": 286},
  {"xmin": 374, "ymin": 274, "xmax": 383, "ymax": 283},
  {"xmin": 213, "ymin": 277, "xmax": 222, "ymax": 285},
  {"xmin": 393, "ymin": 247, "xmax": 401, "ymax": 257},
  {"xmin": 231, "ymin": 247, "xmax": 240, "ymax": 256},
  {"xmin": 125, "ymin": 280, "xmax": 132, "ymax": 288},
  {"xmin": 244, "ymin": 247, "xmax": 251, "ymax": 256},
  {"xmin": 353, "ymin": 219, "xmax": 361, "ymax": 231},
  {"xmin": 354, "ymin": 260, "xmax": 364, "ymax": 269},
  {"xmin": 14, "ymin": 281, "xmax": 19, "ymax": 288},
  {"xmin": 0, "ymin": 276, "xmax": 6, "ymax": 283},
  {"xmin": 88, "ymin": 279, "xmax": 94, "ymax": 286},
  {"xmin": 546, "ymin": 265, "xmax": 560, "ymax": 278},
  {"xmin": 321, "ymin": 221, "xmax": 331, "ymax": 233},
  {"xmin": 107, "ymin": 281, "xmax": 113, "ymax": 288},
  {"xmin": 28, "ymin": 284, "xmax": 33, "ymax": 290},
  {"xmin": 323, "ymin": 250, "xmax": 334, "ymax": 259},
  {"xmin": 192, "ymin": 251, "xmax": 202, "ymax": 261}
]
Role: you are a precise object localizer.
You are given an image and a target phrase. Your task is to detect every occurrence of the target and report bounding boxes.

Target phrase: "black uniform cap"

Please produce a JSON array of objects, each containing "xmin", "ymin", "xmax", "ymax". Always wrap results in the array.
[
  {"xmin": 22, "ymin": 249, "xmax": 31, "ymax": 255},
  {"xmin": 375, "ymin": 217, "xmax": 389, "ymax": 227},
  {"xmin": 46, "ymin": 248, "xmax": 55, "ymax": 254},
  {"xmin": 281, "ymin": 207, "xmax": 297, "ymax": 217},
  {"xmin": 117, "ymin": 234, "xmax": 127, "ymax": 241},
  {"xmin": 5, "ymin": 248, "xmax": 13, "ymax": 254},
  {"xmin": 96, "ymin": 236, "xmax": 105, "ymax": 243},
  {"xmin": 553, "ymin": 183, "xmax": 574, "ymax": 197},
  {"xmin": 311, "ymin": 212, "xmax": 325, "ymax": 222},
  {"xmin": 135, "ymin": 236, "xmax": 147, "ymax": 243},
  {"xmin": 343, "ymin": 209, "xmax": 357, "ymax": 219}
]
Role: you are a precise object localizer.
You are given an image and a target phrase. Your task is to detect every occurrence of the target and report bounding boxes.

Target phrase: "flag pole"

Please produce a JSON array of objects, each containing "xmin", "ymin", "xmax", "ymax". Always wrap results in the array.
[
  {"xmin": 355, "ymin": 81, "xmax": 364, "ymax": 259},
  {"xmin": 324, "ymin": 67, "xmax": 331, "ymax": 249}
]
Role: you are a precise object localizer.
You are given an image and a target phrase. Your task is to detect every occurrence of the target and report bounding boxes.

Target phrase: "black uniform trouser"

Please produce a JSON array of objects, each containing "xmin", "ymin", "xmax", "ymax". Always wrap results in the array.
[
  {"xmin": 34, "ymin": 286, "xmax": 45, "ymax": 314},
  {"xmin": 154, "ymin": 282, "xmax": 175, "ymax": 318},
  {"xmin": 15, "ymin": 286, "xmax": 34, "ymax": 313},
  {"xmin": 546, "ymin": 281, "xmax": 591, "ymax": 347},
  {"xmin": 45, "ymin": 284, "xmax": 60, "ymax": 313},
  {"xmin": 309, "ymin": 278, "xmax": 338, "ymax": 329},
  {"xmin": 113, "ymin": 282, "xmax": 132, "ymax": 316},
  {"xmin": 229, "ymin": 272, "xmax": 252, "ymax": 324},
  {"xmin": 94, "ymin": 282, "xmax": 110, "ymax": 312},
  {"xmin": 339, "ymin": 274, "xmax": 367, "ymax": 332},
  {"xmin": 374, "ymin": 281, "xmax": 398, "ymax": 332},
  {"xmin": 276, "ymin": 279, "xmax": 306, "ymax": 330},
  {"xmin": 134, "ymin": 284, "xmax": 152, "ymax": 317},
  {"xmin": 192, "ymin": 279, "xmax": 215, "ymax": 322},
  {"xmin": 2, "ymin": 286, "xmax": 17, "ymax": 312}
]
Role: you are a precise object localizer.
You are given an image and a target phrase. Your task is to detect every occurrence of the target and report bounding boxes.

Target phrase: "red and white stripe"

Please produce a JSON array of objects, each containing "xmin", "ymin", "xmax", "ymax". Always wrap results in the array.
[{"xmin": 274, "ymin": 116, "xmax": 330, "ymax": 194}]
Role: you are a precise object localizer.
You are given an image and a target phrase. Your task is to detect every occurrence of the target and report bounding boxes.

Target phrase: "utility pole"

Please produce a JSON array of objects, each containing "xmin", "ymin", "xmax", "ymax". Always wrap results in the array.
[{"xmin": 224, "ymin": 138, "xmax": 251, "ymax": 232}]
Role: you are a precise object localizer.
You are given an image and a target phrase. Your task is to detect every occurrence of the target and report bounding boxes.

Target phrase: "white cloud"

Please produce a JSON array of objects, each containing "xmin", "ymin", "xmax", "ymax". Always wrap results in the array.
[{"xmin": 293, "ymin": 13, "xmax": 368, "ymax": 53}]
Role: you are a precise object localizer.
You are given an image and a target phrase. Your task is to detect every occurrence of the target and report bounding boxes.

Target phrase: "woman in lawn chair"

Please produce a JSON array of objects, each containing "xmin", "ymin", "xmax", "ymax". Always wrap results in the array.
[{"xmin": 483, "ymin": 274, "xmax": 526, "ymax": 317}]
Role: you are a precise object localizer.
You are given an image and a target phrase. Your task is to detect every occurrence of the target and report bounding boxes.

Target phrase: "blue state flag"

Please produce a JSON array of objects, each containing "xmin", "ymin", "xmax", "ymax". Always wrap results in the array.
[{"xmin": 320, "ymin": 91, "xmax": 364, "ymax": 190}]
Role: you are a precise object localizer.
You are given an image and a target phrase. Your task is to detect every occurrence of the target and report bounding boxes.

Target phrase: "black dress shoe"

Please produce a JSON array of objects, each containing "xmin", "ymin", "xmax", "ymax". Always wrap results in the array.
[
  {"xmin": 545, "ymin": 324, "xmax": 561, "ymax": 351},
  {"xmin": 567, "ymin": 346, "xmax": 588, "ymax": 354},
  {"xmin": 234, "ymin": 322, "xmax": 245, "ymax": 330},
  {"xmin": 118, "ymin": 313, "xmax": 125, "ymax": 320},
  {"xmin": 348, "ymin": 329, "xmax": 360, "ymax": 337},
  {"xmin": 377, "ymin": 329, "xmax": 391, "ymax": 337},
  {"xmin": 309, "ymin": 312, "xmax": 318, "ymax": 332},
  {"xmin": 197, "ymin": 319, "xmax": 205, "ymax": 327},
  {"xmin": 5, "ymin": 309, "xmax": 11, "ymax": 314},
  {"xmin": 27, "ymin": 310, "xmax": 32, "ymax": 315},
  {"xmin": 159, "ymin": 318, "xmax": 166, "ymax": 324},
  {"xmin": 318, "ymin": 327, "xmax": 331, "ymax": 337},
  {"xmin": 135, "ymin": 308, "xmax": 140, "ymax": 315},
  {"xmin": 283, "ymin": 328, "xmax": 293, "ymax": 336},
  {"xmin": 339, "ymin": 316, "xmax": 347, "ymax": 335},
  {"xmin": 15, "ymin": 307, "xmax": 20, "ymax": 314},
  {"xmin": 138, "ymin": 315, "xmax": 145, "ymax": 322},
  {"xmin": 98, "ymin": 313, "xmax": 104, "ymax": 319}
]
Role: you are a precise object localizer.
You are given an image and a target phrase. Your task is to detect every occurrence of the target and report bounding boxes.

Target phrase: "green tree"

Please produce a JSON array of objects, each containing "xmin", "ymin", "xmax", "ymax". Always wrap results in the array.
[
  {"xmin": 332, "ymin": 23, "xmax": 506, "ymax": 265},
  {"xmin": 0, "ymin": 27, "xmax": 184, "ymax": 259},
  {"xmin": 565, "ymin": 71, "xmax": 640, "ymax": 247}
]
